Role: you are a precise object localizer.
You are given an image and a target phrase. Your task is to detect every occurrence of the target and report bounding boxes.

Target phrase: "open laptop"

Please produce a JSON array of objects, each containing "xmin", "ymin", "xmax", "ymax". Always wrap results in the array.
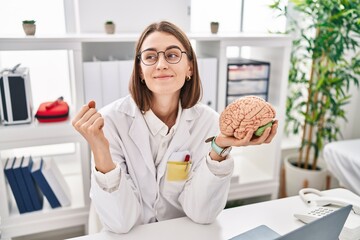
[{"xmin": 229, "ymin": 204, "xmax": 352, "ymax": 240}]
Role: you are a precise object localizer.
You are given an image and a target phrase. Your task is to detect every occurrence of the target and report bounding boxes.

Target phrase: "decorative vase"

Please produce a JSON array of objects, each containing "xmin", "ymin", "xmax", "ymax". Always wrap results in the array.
[
  {"xmin": 105, "ymin": 23, "xmax": 115, "ymax": 34},
  {"xmin": 23, "ymin": 23, "xmax": 36, "ymax": 36},
  {"xmin": 284, "ymin": 154, "xmax": 327, "ymax": 197},
  {"xmin": 210, "ymin": 22, "xmax": 219, "ymax": 34}
]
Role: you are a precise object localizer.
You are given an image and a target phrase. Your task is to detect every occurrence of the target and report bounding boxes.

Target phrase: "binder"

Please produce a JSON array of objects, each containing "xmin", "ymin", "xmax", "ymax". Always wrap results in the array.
[
  {"xmin": 31, "ymin": 158, "xmax": 61, "ymax": 209},
  {"xmin": 21, "ymin": 156, "xmax": 43, "ymax": 211},
  {"xmin": 3, "ymin": 157, "xmax": 27, "ymax": 214},
  {"xmin": 117, "ymin": 60, "xmax": 133, "ymax": 98},
  {"xmin": 198, "ymin": 58, "xmax": 217, "ymax": 110},
  {"xmin": 101, "ymin": 61, "xmax": 121, "ymax": 106},
  {"xmin": 12, "ymin": 156, "xmax": 34, "ymax": 212},
  {"xmin": 41, "ymin": 158, "xmax": 71, "ymax": 207},
  {"xmin": 83, "ymin": 62, "xmax": 103, "ymax": 108},
  {"xmin": 83, "ymin": 60, "xmax": 133, "ymax": 109}
]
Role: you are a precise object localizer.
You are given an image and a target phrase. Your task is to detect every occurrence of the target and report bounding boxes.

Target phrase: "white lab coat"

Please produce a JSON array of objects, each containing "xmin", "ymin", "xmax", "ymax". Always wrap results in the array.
[{"xmin": 91, "ymin": 95, "xmax": 234, "ymax": 233}]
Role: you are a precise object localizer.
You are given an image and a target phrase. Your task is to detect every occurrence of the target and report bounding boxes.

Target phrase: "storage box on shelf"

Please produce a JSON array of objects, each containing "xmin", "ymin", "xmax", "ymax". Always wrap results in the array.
[{"xmin": 226, "ymin": 58, "xmax": 270, "ymax": 105}]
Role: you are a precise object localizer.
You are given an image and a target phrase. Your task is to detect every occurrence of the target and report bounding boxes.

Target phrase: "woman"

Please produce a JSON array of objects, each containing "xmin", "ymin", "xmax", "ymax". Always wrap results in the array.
[{"xmin": 72, "ymin": 21, "xmax": 278, "ymax": 234}]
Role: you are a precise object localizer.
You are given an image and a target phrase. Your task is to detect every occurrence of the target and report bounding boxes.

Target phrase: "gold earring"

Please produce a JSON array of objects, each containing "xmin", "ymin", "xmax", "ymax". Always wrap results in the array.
[
  {"xmin": 141, "ymin": 79, "xmax": 145, "ymax": 84},
  {"xmin": 186, "ymin": 76, "xmax": 191, "ymax": 81}
]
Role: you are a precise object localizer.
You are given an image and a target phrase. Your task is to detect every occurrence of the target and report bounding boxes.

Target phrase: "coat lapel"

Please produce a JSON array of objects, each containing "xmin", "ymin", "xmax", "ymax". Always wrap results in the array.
[{"xmin": 126, "ymin": 103, "xmax": 156, "ymax": 178}]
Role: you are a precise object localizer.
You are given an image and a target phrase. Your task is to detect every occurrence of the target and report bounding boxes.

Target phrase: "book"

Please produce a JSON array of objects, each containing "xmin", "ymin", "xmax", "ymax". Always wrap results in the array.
[
  {"xmin": 3, "ymin": 157, "xmax": 27, "ymax": 214},
  {"xmin": 21, "ymin": 156, "xmax": 43, "ymax": 211},
  {"xmin": 41, "ymin": 158, "xmax": 71, "ymax": 207},
  {"xmin": 31, "ymin": 158, "xmax": 61, "ymax": 209},
  {"xmin": 12, "ymin": 156, "xmax": 34, "ymax": 212}
]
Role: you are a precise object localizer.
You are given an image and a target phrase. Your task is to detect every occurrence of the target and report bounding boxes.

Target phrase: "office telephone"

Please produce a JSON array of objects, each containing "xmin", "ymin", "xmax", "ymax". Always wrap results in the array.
[
  {"xmin": 294, "ymin": 188, "xmax": 360, "ymax": 239},
  {"xmin": 297, "ymin": 188, "xmax": 360, "ymax": 215}
]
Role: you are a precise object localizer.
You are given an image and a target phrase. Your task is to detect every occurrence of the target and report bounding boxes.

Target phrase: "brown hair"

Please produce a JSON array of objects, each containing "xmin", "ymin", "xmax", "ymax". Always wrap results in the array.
[{"xmin": 129, "ymin": 21, "xmax": 202, "ymax": 111}]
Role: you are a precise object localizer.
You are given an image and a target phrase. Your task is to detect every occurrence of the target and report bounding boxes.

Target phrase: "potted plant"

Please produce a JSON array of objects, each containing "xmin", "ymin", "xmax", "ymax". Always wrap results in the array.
[
  {"xmin": 271, "ymin": 0, "xmax": 360, "ymax": 196},
  {"xmin": 22, "ymin": 20, "xmax": 36, "ymax": 36},
  {"xmin": 210, "ymin": 21, "xmax": 219, "ymax": 34},
  {"xmin": 104, "ymin": 21, "xmax": 115, "ymax": 34}
]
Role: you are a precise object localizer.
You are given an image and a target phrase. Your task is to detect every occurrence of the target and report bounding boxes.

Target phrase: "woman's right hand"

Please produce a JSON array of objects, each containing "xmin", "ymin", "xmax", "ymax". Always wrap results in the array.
[{"xmin": 72, "ymin": 101, "xmax": 115, "ymax": 173}]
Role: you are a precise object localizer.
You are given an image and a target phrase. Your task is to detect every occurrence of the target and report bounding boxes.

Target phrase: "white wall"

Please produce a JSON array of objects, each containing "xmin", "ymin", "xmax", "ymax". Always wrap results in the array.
[
  {"xmin": 77, "ymin": 0, "xmax": 190, "ymax": 33},
  {"xmin": 339, "ymin": 84, "xmax": 360, "ymax": 139}
]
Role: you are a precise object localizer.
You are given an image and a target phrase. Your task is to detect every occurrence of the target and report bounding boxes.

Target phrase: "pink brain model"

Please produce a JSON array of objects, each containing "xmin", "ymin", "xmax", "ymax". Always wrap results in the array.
[{"xmin": 219, "ymin": 96, "xmax": 276, "ymax": 139}]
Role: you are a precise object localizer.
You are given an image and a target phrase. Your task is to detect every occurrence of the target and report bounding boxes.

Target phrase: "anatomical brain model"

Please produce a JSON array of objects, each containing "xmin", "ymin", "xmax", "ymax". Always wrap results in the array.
[{"xmin": 219, "ymin": 96, "xmax": 276, "ymax": 139}]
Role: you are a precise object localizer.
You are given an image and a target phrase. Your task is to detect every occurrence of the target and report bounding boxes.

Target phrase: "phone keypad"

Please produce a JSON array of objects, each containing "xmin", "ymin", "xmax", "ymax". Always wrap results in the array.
[{"xmin": 308, "ymin": 207, "xmax": 335, "ymax": 217}]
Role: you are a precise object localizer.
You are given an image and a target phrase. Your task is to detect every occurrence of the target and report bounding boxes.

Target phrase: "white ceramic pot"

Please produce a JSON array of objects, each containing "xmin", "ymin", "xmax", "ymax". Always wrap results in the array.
[
  {"xmin": 23, "ymin": 24, "xmax": 36, "ymax": 36},
  {"xmin": 210, "ymin": 22, "xmax": 219, "ymax": 34},
  {"xmin": 105, "ymin": 24, "xmax": 115, "ymax": 34},
  {"xmin": 284, "ymin": 154, "xmax": 327, "ymax": 196}
]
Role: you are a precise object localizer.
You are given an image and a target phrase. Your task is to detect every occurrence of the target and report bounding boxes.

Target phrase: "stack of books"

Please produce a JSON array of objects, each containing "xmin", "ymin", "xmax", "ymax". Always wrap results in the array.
[{"xmin": 3, "ymin": 156, "xmax": 71, "ymax": 214}]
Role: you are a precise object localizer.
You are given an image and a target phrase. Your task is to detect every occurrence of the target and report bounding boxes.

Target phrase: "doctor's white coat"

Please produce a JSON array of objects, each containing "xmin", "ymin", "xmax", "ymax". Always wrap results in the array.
[{"xmin": 91, "ymin": 96, "xmax": 234, "ymax": 233}]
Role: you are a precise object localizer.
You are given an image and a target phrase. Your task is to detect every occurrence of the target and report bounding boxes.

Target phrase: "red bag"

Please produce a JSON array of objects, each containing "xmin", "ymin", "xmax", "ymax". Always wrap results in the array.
[{"xmin": 35, "ymin": 97, "xmax": 69, "ymax": 123}]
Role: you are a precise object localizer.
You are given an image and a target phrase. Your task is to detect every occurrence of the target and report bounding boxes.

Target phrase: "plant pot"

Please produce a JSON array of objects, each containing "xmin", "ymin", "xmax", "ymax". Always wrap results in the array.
[
  {"xmin": 105, "ymin": 24, "xmax": 115, "ymax": 34},
  {"xmin": 284, "ymin": 154, "xmax": 327, "ymax": 197},
  {"xmin": 210, "ymin": 22, "xmax": 219, "ymax": 34},
  {"xmin": 23, "ymin": 24, "xmax": 36, "ymax": 36}
]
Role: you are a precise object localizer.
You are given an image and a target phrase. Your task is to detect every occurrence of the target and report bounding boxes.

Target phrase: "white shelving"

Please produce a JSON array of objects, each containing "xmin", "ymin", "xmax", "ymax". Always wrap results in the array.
[
  {"xmin": 0, "ymin": 37, "xmax": 91, "ymax": 239},
  {"xmin": 0, "ymin": 33, "xmax": 291, "ymax": 239}
]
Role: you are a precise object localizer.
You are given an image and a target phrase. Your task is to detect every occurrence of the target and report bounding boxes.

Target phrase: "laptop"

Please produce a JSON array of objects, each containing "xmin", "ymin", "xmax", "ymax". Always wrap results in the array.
[{"xmin": 229, "ymin": 204, "xmax": 352, "ymax": 240}]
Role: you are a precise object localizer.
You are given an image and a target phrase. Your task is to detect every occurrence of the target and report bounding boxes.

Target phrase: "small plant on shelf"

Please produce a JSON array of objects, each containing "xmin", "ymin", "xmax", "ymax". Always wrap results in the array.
[
  {"xmin": 22, "ymin": 20, "xmax": 36, "ymax": 36},
  {"xmin": 210, "ymin": 21, "xmax": 219, "ymax": 34},
  {"xmin": 22, "ymin": 20, "xmax": 36, "ymax": 24},
  {"xmin": 104, "ymin": 20, "xmax": 115, "ymax": 34}
]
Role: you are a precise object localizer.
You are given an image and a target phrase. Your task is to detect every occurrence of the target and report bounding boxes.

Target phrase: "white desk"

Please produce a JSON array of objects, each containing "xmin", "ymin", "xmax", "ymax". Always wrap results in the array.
[{"xmin": 69, "ymin": 188, "xmax": 359, "ymax": 240}]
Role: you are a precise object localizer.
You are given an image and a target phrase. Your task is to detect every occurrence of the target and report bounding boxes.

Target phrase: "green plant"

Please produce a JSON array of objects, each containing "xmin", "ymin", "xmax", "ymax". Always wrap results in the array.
[
  {"xmin": 105, "ymin": 21, "xmax": 114, "ymax": 25},
  {"xmin": 22, "ymin": 20, "xmax": 35, "ymax": 24},
  {"xmin": 271, "ymin": 0, "xmax": 360, "ymax": 170}
]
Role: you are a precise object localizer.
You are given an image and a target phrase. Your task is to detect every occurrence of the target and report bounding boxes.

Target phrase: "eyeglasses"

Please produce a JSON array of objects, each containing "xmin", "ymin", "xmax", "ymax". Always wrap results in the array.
[{"xmin": 137, "ymin": 47, "xmax": 187, "ymax": 66}]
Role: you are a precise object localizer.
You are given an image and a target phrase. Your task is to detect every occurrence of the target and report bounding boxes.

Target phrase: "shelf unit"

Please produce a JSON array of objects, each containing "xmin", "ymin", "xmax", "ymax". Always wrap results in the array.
[
  {"xmin": 0, "ymin": 37, "xmax": 90, "ymax": 239},
  {"xmin": 189, "ymin": 33, "xmax": 292, "ymax": 199},
  {"xmin": 0, "ymin": 33, "xmax": 291, "ymax": 238}
]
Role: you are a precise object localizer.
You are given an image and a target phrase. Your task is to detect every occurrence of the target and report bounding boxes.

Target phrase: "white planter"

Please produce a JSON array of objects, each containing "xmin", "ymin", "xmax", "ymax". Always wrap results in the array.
[
  {"xmin": 22, "ymin": 23, "xmax": 36, "ymax": 36},
  {"xmin": 104, "ymin": 24, "xmax": 115, "ymax": 34},
  {"xmin": 210, "ymin": 22, "xmax": 219, "ymax": 34},
  {"xmin": 284, "ymin": 154, "xmax": 327, "ymax": 196}
]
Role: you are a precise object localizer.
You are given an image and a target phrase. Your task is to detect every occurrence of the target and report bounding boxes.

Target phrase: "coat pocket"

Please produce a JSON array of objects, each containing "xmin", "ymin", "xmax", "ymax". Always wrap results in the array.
[{"xmin": 166, "ymin": 161, "xmax": 191, "ymax": 181}]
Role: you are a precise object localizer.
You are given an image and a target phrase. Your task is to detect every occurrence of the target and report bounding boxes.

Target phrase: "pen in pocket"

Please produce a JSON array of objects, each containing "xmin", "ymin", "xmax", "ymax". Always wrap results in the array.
[{"xmin": 184, "ymin": 154, "xmax": 191, "ymax": 171}]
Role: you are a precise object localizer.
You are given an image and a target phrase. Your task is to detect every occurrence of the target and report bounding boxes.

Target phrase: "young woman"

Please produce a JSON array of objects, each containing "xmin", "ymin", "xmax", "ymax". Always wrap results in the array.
[{"xmin": 72, "ymin": 21, "xmax": 278, "ymax": 234}]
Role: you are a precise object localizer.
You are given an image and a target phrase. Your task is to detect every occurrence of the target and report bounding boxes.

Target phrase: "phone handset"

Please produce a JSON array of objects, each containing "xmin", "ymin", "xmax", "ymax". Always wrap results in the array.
[{"xmin": 299, "ymin": 188, "xmax": 360, "ymax": 215}]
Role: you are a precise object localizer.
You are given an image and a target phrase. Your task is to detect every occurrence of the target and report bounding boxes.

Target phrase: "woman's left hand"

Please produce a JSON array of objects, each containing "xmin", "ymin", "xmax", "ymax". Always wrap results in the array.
[
  {"xmin": 209, "ymin": 120, "xmax": 278, "ymax": 161},
  {"xmin": 217, "ymin": 120, "xmax": 278, "ymax": 148}
]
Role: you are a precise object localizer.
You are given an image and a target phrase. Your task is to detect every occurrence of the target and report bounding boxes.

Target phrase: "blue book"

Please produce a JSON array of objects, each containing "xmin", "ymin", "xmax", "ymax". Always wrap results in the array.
[
  {"xmin": 21, "ymin": 156, "xmax": 43, "ymax": 211},
  {"xmin": 13, "ymin": 156, "xmax": 34, "ymax": 212},
  {"xmin": 3, "ymin": 157, "xmax": 27, "ymax": 214},
  {"xmin": 31, "ymin": 158, "xmax": 61, "ymax": 209}
]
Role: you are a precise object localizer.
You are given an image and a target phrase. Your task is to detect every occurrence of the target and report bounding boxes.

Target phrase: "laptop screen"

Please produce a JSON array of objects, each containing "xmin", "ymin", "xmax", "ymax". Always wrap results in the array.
[{"xmin": 229, "ymin": 205, "xmax": 352, "ymax": 240}]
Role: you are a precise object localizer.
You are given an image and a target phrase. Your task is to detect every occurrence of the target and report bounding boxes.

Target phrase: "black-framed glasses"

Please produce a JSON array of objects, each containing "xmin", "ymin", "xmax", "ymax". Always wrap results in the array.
[{"xmin": 137, "ymin": 47, "xmax": 187, "ymax": 66}]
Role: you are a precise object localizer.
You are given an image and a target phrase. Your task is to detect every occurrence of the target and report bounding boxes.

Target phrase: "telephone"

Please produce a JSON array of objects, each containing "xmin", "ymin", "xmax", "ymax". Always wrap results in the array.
[{"xmin": 294, "ymin": 188, "xmax": 360, "ymax": 239}]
